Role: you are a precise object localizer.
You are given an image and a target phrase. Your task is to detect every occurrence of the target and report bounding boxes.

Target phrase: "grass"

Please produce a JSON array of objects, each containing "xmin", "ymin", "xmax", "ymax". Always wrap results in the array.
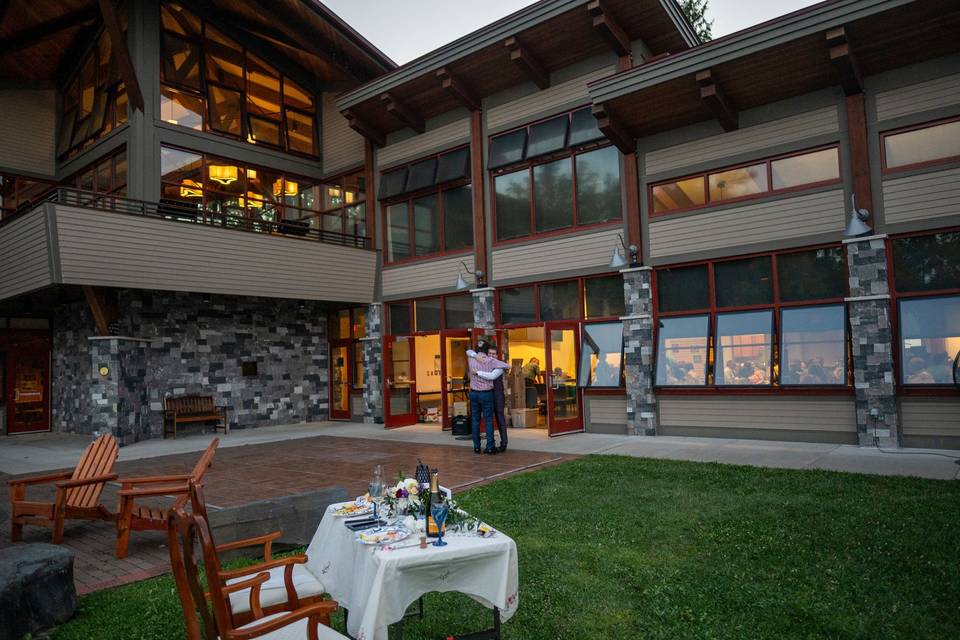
[{"xmin": 53, "ymin": 456, "xmax": 960, "ymax": 640}]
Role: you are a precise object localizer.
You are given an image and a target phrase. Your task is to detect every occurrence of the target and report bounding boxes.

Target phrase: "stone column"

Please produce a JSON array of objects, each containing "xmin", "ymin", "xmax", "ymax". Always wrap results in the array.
[
  {"xmin": 471, "ymin": 287, "xmax": 496, "ymax": 333},
  {"xmin": 844, "ymin": 234, "xmax": 899, "ymax": 447},
  {"xmin": 361, "ymin": 303, "xmax": 384, "ymax": 424},
  {"xmin": 621, "ymin": 267, "xmax": 657, "ymax": 436},
  {"xmin": 89, "ymin": 337, "xmax": 150, "ymax": 446}
]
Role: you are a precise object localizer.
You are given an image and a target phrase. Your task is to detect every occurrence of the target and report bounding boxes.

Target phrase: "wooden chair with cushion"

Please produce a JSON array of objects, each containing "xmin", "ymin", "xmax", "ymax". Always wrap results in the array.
[
  {"xmin": 167, "ymin": 495, "xmax": 344, "ymax": 640},
  {"xmin": 187, "ymin": 480, "xmax": 332, "ymax": 628},
  {"xmin": 9, "ymin": 433, "xmax": 119, "ymax": 544},
  {"xmin": 115, "ymin": 437, "xmax": 220, "ymax": 558}
]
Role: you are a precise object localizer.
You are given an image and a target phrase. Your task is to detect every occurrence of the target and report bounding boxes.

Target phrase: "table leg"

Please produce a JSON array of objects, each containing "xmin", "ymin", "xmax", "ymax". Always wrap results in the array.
[{"xmin": 448, "ymin": 607, "xmax": 502, "ymax": 640}]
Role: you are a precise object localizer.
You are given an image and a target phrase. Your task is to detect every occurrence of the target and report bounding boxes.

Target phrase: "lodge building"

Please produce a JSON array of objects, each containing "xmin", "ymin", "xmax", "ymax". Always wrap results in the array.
[{"xmin": 1, "ymin": 0, "xmax": 958, "ymax": 449}]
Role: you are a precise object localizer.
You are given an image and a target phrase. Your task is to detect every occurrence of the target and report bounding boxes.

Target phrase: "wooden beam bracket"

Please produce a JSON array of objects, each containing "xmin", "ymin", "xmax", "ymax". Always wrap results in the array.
[
  {"xmin": 591, "ymin": 103, "xmax": 634, "ymax": 155},
  {"xmin": 343, "ymin": 109, "xmax": 385, "ymax": 148},
  {"xmin": 827, "ymin": 26, "xmax": 863, "ymax": 96},
  {"xmin": 380, "ymin": 92, "xmax": 425, "ymax": 134},
  {"xmin": 695, "ymin": 70, "xmax": 738, "ymax": 132},
  {"xmin": 436, "ymin": 67, "xmax": 481, "ymax": 112},
  {"xmin": 504, "ymin": 37, "xmax": 549, "ymax": 90},
  {"xmin": 587, "ymin": 1, "xmax": 631, "ymax": 58},
  {"xmin": 0, "ymin": 6, "xmax": 98, "ymax": 54},
  {"xmin": 98, "ymin": 0, "xmax": 145, "ymax": 113},
  {"xmin": 82, "ymin": 286, "xmax": 118, "ymax": 336}
]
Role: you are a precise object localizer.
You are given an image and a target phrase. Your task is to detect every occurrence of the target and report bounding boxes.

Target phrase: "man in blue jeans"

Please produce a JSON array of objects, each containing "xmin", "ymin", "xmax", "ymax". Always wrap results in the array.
[{"xmin": 467, "ymin": 341, "xmax": 510, "ymax": 455}]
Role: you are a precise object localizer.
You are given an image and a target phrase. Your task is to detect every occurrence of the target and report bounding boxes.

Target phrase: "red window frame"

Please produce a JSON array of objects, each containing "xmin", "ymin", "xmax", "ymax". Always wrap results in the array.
[
  {"xmin": 385, "ymin": 293, "xmax": 476, "ymax": 337},
  {"xmin": 886, "ymin": 227, "xmax": 960, "ymax": 397},
  {"xmin": 489, "ymin": 107, "xmax": 623, "ymax": 246},
  {"xmin": 317, "ymin": 167, "xmax": 367, "ymax": 237},
  {"xmin": 648, "ymin": 144, "xmax": 843, "ymax": 217},
  {"xmin": 329, "ymin": 307, "xmax": 367, "ymax": 390},
  {"xmin": 380, "ymin": 146, "xmax": 473, "ymax": 266},
  {"xmin": 879, "ymin": 115, "xmax": 960, "ymax": 175},
  {"xmin": 652, "ymin": 244, "xmax": 853, "ymax": 395}
]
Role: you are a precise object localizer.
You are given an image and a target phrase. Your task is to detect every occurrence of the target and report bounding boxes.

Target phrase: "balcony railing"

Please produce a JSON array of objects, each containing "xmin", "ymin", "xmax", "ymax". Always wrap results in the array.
[{"xmin": 0, "ymin": 188, "xmax": 372, "ymax": 250}]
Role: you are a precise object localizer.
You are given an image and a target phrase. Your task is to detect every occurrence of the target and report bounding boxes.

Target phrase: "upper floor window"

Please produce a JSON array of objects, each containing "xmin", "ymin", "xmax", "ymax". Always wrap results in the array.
[
  {"xmin": 70, "ymin": 149, "xmax": 128, "ymax": 197},
  {"xmin": 387, "ymin": 294, "xmax": 474, "ymax": 335},
  {"xmin": 650, "ymin": 146, "xmax": 840, "ymax": 215},
  {"xmin": 160, "ymin": 145, "xmax": 364, "ymax": 236},
  {"xmin": 654, "ymin": 247, "xmax": 849, "ymax": 389},
  {"xmin": 159, "ymin": 2, "xmax": 317, "ymax": 156},
  {"xmin": 58, "ymin": 29, "xmax": 129, "ymax": 160},
  {"xmin": 490, "ymin": 108, "xmax": 621, "ymax": 242},
  {"xmin": 891, "ymin": 230, "xmax": 960, "ymax": 386},
  {"xmin": 0, "ymin": 176, "xmax": 54, "ymax": 220},
  {"xmin": 497, "ymin": 275, "xmax": 625, "ymax": 326},
  {"xmin": 380, "ymin": 147, "xmax": 472, "ymax": 264},
  {"xmin": 882, "ymin": 118, "xmax": 960, "ymax": 172}
]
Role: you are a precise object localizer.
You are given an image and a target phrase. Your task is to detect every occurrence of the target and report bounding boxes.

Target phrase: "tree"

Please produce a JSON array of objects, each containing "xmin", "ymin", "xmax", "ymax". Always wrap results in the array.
[{"xmin": 679, "ymin": 0, "xmax": 713, "ymax": 42}]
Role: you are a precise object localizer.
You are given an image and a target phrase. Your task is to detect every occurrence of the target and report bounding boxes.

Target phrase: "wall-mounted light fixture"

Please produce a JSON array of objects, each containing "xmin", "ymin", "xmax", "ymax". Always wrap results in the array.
[
  {"xmin": 609, "ymin": 233, "xmax": 639, "ymax": 268},
  {"xmin": 455, "ymin": 261, "xmax": 485, "ymax": 290},
  {"xmin": 844, "ymin": 193, "xmax": 872, "ymax": 237}
]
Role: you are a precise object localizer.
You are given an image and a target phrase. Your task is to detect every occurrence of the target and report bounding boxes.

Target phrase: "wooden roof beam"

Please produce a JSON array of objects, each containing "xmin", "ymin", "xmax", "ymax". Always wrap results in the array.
[
  {"xmin": 98, "ymin": 0, "xmax": 144, "ymax": 113},
  {"xmin": 695, "ymin": 69, "xmax": 738, "ymax": 132},
  {"xmin": 380, "ymin": 92, "xmax": 425, "ymax": 133},
  {"xmin": 827, "ymin": 26, "xmax": 863, "ymax": 96},
  {"xmin": 587, "ymin": 1, "xmax": 631, "ymax": 58},
  {"xmin": 0, "ymin": 5, "xmax": 98, "ymax": 54},
  {"xmin": 591, "ymin": 103, "xmax": 634, "ymax": 154},
  {"xmin": 504, "ymin": 36, "xmax": 549, "ymax": 90},
  {"xmin": 343, "ymin": 109, "xmax": 385, "ymax": 147},
  {"xmin": 436, "ymin": 67, "xmax": 480, "ymax": 112}
]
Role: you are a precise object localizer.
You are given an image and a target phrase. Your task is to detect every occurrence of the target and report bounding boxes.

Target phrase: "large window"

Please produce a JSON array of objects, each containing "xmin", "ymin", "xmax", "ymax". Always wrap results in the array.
[
  {"xmin": 579, "ymin": 322, "xmax": 624, "ymax": 388},
  {"xmin": 386, "ymin": 294, "xmax": 475, "ymax": 335},
  {"xmin": 892, "ymin": 231, "xmax": 960, "ymax": 386},
  {"xmin": 330, "ymin": 308, "xmax": 366, "ymax": 389},
  {"xmin": 160, "ymin": 2, "xmax": 317, "ymax": 156},
  {"xmin": 58, "ymin": 29, "xmax": 129, "ymax": 160},
  {"xmin": 654, "ymin": 247, "xmax": 849, "ymax": 389},
  {"xmin": 650, "ymin": 146, "xmax": 840, "ymax": 215},
  {"xmin": 380, "ymin": 147, "xmax": 472, "ymax": 264},
  {"xmin": 498, "ymin": 275, "xmax": 625, "ymax": 326},
  {"xmin": 491, "ymin": 108, "xmax": 621, "ymax": 242},
  {"xmin": 160, "ymin": 145, "xmax": 364, "ymax": 234},
  {"xmin": 69, "ymin": 149, "xmax": 128, "ymax": 197},
  {"xmin": 882, "ymin": 118, "xmax": 960, "ymax": 172}
]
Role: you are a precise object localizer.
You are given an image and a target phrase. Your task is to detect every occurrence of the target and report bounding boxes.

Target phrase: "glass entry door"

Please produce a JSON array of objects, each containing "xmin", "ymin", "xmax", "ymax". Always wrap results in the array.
[
  {"xmin": 545, "ymin": 322, "xmax": 583, "ymax": 436},
  {"xmin": 384, "ymin": 336, "xmax": 417, "ymax": 427},
  {"xmin": 442, "ymin": 331, "xmax": 471, "ymax": 430},
  {"xmin": 330, "ymin": 341, "xmax": 351, "ymax": 420},
  {"xmin": 7, "ymin": 337, "xmax": 51, "ymax": 435}
]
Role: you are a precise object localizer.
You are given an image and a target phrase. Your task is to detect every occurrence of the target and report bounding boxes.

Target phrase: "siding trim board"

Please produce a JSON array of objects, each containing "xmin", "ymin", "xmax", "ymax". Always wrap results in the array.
[
  {"xmin": 322, "ymin": 93, "xmax": 366, "ymax": 175},
  {"xmin": 0, "ymin": 208, "xmax": 53, "ymax": 301},
  {"xmin": 377, "ymin": 117, "xmax": 472, "ymax": 168},
  {"xmin": 381, "ymin": 254, "xmax": 476, "ymax": 299},
  {"xmin": 658, "ymin": 396, "xmax": 857, "ymax": 433},
  {"xmin": 491, "ymin": 226, "xmax": 622, "ymax": 283},
  {"xmin": 881, "ymin": 167, "xmax": 960, "ymax": 226},
  {"xmin": 874, "ymin": 72, "xmax": 960, "ymax": 122}
]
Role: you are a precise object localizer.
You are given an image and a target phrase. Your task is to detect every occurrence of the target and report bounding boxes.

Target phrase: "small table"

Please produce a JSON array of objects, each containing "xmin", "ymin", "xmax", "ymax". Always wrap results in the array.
[{"xmin": 306, "ymin": 503, "xmax": 519, "ymax": 640}]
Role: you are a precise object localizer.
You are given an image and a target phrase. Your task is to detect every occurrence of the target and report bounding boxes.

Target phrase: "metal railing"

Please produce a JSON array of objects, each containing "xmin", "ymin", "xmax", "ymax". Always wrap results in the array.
[{"xmin": 0, "ymin": 188, "xmax": 372, "ymax": 250}]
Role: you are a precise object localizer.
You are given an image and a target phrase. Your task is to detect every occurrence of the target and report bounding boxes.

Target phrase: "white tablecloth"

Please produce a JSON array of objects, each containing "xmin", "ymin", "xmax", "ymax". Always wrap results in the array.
[{"xmin": 306, "ymin": 503, "xmax": 519, "ymax": 640}]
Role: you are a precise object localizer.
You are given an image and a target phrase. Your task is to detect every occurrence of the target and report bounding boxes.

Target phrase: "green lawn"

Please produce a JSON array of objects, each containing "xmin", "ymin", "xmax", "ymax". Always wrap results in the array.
[{"xmin": 53, "ymin": 456, "xmax": 960, "ymax": 640}]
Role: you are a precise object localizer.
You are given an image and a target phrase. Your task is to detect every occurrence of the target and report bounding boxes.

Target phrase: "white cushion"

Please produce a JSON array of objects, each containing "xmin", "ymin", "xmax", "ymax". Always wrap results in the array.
[
  {"xmin": 238, "ymin": 612, "xmax": 348, "ymax": 640},
  {"xmin": 228, "ymin": 564, "xmax": 325, "ymax": 615}
]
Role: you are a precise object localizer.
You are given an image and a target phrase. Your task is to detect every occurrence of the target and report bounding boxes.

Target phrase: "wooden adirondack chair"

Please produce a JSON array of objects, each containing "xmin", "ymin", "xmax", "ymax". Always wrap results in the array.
[
  {"xmin": 167, "ymin": 491, "xmax": 343, "ymax": 640},
  {"xmin": 9, "ymin": 433, "xmax": 120, "ymax": 544},
  {"xmin": 115, "ymin": 437, "xmax": 220, "ymax": 558}
]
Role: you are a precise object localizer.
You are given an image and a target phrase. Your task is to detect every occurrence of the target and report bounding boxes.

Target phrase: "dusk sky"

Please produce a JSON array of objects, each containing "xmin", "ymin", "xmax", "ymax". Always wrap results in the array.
[{"xmin": 325, "ymin": 0, "xmax": 824, "ymax": 65}]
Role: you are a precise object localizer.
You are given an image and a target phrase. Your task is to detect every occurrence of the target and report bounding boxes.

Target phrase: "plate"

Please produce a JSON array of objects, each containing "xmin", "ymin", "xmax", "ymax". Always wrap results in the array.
[
  {"xmin": 332, "ymin": 501, "xmax": 374, "ymax": 518},
  {"xmin": 356, "ymin": 526, "xmax": 410, "ymax": 546}
]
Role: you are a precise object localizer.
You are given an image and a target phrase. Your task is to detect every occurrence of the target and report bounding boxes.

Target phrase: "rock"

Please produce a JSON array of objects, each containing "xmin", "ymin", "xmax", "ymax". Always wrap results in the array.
[
  {"xmin": 0, "ymin": 544, "xmax": 77, "ymax": 640},
  {"xmin": 207, "ymin": 486, "xmax": 348, "ymax": 561}
]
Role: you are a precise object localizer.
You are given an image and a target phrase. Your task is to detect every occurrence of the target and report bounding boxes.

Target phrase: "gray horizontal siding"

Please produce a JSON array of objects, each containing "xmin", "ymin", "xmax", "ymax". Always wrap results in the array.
[
  {"xmin": 53, "ymin": 206, "xmax": 376, "ymax": 303},
  {"xmin": 901, "ymin": 399, "xmax": 960, "ymax": 437},
  {"xmin": 658, "ymin": 396, "xmax": 856, "ymax": 432},
  {"xmin": 378, "ymin": 117, "xmax": 471, "ymax": 168},
  {"xmin": 486, "ymin": 66, "xmax": 615, "ymax": 132},
  {"xmin": 648, "ymin": 188, "xmax": 845, "ymax": 260},
  {"xmin": 0, "ymin": 209, "xmax": 52, "ymax": 301},
  {"xmin": 587, "ymin": 395, "xmax": 626, "ymax": 424},
  {"xmin": 881, "ymin": 167, "xmax": 960, "ymax": 225},
  {"xmin": 382, "ymin": 254, "xmax": 475, "ymax": 299},
  {"xmin": 322, "ymin": 93, "xmax": 365, "ymax": 175},
  {"xmin": 492, "ymin": 227, "xmax": 621, "ymax": 282},
  {"xmin": 874, "ymin": 73, "xmax": 960, "ymax": 122},
  {"xmin": 0, "ymin": 89, "xmax": 55, "ymax": 175},
  {"xmin": 644, "ymin": 106, "xmax": 840, "ymax": 176}
]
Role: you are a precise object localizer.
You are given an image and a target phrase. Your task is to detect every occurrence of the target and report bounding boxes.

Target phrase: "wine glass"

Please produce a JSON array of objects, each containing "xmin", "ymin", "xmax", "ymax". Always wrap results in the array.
[
  {"xmin": 431, "ymin": 501, "xmax": 450, "ymax": 547},
  {"xmin": 368, "ymin": 480, "xmax": 383, "ymax": 525}
]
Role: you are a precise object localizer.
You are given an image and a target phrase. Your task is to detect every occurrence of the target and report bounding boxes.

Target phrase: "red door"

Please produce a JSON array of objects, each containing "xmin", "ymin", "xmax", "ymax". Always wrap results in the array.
[
  {"xmin": 384, "ymin": 336, "xmax": 417, "ymax": 427},
  {"xmin": 441, "ymin": 330, "xmax": 471, "ymax": 430},
  {"xmin": 7, "ymin": 336, "xmax": 51, "ymax": 435},
  {"xmin": 545, "ymin": 322, "xmax": 583, "ymax": 436}
]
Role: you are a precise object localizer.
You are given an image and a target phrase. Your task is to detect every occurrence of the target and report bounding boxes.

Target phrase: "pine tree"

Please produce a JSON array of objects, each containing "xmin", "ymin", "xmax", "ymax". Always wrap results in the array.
[{"xmin": 679, "ymin": 0, "xmax": 713, "ymax": 42}]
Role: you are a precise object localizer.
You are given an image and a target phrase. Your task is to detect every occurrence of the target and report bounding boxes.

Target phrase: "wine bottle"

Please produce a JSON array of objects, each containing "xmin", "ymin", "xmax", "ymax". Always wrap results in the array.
[{"xmin": 426, "ymin": 469, "xmax": 443, "ymax": 538}]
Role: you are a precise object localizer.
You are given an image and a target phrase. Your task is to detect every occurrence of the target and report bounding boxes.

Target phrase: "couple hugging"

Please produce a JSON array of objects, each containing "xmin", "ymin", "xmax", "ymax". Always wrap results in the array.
[{"xmin": 466, "ymin": 339, "xmax": 510, "ymax": 455}]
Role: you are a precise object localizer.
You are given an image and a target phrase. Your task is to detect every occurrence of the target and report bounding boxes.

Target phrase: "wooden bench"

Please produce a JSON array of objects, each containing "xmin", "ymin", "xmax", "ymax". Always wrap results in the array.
[{"xmin": 163, "ymin": 395, "xmax": 228, "ymax": 439}]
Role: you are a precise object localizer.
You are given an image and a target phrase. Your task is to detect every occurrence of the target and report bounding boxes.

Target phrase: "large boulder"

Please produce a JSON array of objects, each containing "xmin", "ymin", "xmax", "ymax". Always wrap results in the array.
[
  {"xmin": 0, "ymin": 544, "xmax": 77, "ymax": 640},
  {"xmin": 208, "ymin": 486, "xmax": 348, "ymax": 561}
]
